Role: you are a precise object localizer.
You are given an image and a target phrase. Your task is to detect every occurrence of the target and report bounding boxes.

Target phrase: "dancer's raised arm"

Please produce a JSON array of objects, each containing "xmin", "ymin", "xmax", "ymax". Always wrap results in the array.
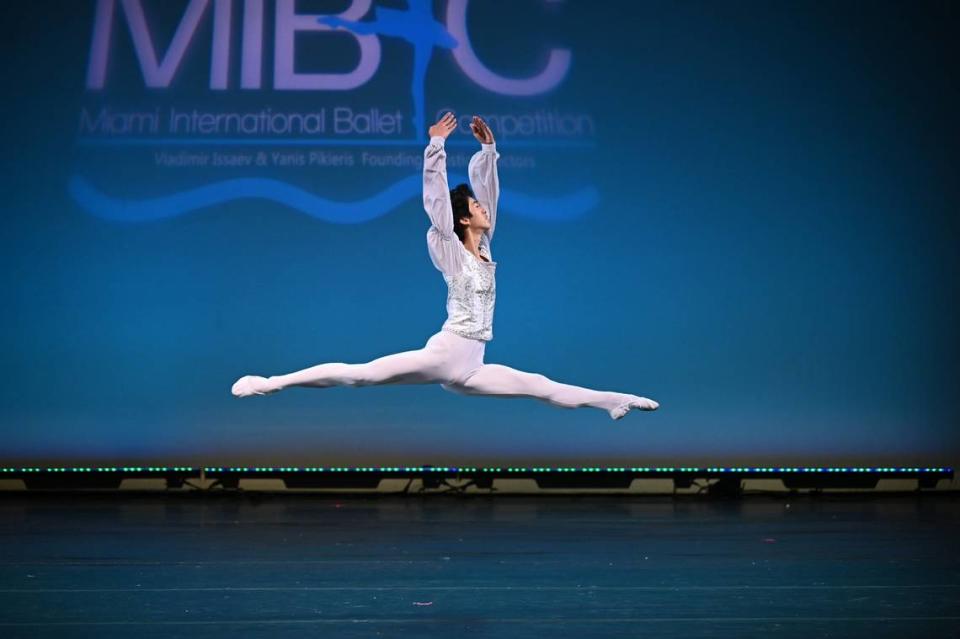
[
  {"xmin": 423, "ymin": 112, "xmax": 461, "ymax": 276},
  {"xmin": 468, "ymin": 116, "xmax": 500, "ymax": 243}
]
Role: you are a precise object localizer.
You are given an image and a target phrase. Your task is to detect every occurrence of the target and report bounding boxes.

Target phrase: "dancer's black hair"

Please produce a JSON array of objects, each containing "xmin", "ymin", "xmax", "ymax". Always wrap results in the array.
[{"xmin": 449, "ymin": 183, "xmax": 474, "ymax": 242}]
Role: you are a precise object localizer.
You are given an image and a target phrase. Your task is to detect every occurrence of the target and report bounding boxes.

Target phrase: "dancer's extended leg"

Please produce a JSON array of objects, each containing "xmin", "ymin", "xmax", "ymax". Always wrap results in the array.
[
  {"xmin": 445, "ymin": 364, "xmax": 658, "ymax": 420},
  {"xmin": 232, "ymin": 345, "xmax": 448, "ymax": 397}
]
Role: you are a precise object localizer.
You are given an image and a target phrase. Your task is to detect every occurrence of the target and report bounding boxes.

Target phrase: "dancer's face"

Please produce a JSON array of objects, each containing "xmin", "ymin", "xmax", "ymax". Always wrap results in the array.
[{"xmin": 465, "ymin": 197, "xmax": 490, "ymax": 230}]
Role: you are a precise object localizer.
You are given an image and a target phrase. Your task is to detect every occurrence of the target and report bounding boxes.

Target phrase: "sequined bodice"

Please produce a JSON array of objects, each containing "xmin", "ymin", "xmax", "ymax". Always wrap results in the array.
[{"xmin": 440, "ymin": 245, "xmax": 496, "ymax": 342}]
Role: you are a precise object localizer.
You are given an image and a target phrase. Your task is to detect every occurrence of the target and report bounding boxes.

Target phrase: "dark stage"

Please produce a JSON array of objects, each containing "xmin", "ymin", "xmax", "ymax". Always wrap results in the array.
[{"xmin": 1, "ymin": 493, "xmax": 958, "ymax": 638}]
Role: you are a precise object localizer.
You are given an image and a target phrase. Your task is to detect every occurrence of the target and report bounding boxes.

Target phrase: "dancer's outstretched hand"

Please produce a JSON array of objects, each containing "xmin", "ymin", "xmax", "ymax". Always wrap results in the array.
[
  {"xmin": 470, "ymin": 115, "xmax": 494, "ymax": 144},
  {"xmin": 429, "ymin": 112, "xmax": 457, "ymax": 140}
]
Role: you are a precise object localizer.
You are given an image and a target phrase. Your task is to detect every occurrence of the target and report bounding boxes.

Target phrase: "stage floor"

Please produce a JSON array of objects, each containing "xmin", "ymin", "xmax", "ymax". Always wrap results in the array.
[{"xmin": 0, "ymin": 493, "xmax": 958, "ymax": 638}]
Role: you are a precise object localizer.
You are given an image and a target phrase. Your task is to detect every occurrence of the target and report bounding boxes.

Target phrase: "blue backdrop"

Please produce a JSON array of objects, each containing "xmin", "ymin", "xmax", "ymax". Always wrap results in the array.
[{"xmin": 2, "ymin": 0, "xmax": 957, "ymax": 466}]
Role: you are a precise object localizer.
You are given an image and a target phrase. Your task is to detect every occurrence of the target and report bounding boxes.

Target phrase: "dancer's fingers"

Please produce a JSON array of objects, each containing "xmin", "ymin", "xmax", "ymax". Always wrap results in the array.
[
  {"xmin": 471, "ymin": 116, "xmax": 491, "ymax": 142},
  {"xmin": 481, "ymin": 120, "xmax": 492, "ymax": 138}
]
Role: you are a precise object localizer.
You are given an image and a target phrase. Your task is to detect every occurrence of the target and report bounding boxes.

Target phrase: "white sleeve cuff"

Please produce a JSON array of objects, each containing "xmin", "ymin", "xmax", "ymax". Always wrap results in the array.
[
  {"xmin": 429, "ymin": 135, "xmax": 446, "ymax": 148},
  {"xmin": 481, "ymin": 142, "xmax": 497, "ymax": 153}
]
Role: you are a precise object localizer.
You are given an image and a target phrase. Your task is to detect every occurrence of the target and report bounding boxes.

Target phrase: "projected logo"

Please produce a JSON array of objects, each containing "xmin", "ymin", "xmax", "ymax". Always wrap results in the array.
[{"xmin": 72, "ymin": 0, "xmax": 598, "ymax": 224}]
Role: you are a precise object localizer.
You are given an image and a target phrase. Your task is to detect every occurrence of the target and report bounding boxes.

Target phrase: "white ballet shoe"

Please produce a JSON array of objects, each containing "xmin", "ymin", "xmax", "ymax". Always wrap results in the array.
[
  {"xmin": 608, "ymin": 395, "xmax": 659, "ymax": 420},
  {"xmin": 231, "ymin": 375, "xmax": 279, "ymax": 397}
]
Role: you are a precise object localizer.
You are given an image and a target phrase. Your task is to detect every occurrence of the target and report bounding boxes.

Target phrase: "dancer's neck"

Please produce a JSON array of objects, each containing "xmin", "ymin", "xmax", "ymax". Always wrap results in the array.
[{"xmin": 462, "ymin": 228, "xmax": 484, "ymax": 259}]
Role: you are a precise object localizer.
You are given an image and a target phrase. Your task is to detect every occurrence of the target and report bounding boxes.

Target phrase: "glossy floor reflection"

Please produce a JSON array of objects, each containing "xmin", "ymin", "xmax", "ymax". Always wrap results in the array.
[{"xmin": 0, "ymin": 493, "xmax": 958, "ymax": 638}]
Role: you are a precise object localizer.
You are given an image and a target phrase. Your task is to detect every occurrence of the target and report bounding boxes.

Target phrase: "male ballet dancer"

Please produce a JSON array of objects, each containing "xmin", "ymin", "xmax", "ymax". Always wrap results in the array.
[{"xmin": 232, "ymin": 113, "xmax": 659, "ymax": 420}]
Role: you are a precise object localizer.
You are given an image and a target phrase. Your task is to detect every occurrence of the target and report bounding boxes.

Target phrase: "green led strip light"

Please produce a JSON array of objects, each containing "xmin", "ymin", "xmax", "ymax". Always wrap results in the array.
[
  {"xmin": 0, "ymin": 466, "xmax": 194, "ymax": 473},
  {"xmin": 0, "ymin": 466, "xmax": 952, "ymax": 473}
]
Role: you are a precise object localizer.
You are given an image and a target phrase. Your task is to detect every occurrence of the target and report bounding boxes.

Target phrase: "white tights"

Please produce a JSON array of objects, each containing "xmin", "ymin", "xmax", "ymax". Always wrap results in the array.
[{"xmin": 261, "ymin": 329, "xmax": 643, "ymax": 416}]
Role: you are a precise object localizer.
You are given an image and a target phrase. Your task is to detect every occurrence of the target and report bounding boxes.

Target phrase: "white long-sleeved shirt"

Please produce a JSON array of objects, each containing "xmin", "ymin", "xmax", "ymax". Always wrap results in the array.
[{"xmin": 422, "ymin": 135, "xmax": 500, "ymax": 341}]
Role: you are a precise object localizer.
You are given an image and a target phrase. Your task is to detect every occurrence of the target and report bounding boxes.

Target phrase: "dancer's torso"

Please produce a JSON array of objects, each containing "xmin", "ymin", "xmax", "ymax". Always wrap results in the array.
[{"xmin": 441, "ymin": 242, "xmax": 496, "ymax": 342}]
